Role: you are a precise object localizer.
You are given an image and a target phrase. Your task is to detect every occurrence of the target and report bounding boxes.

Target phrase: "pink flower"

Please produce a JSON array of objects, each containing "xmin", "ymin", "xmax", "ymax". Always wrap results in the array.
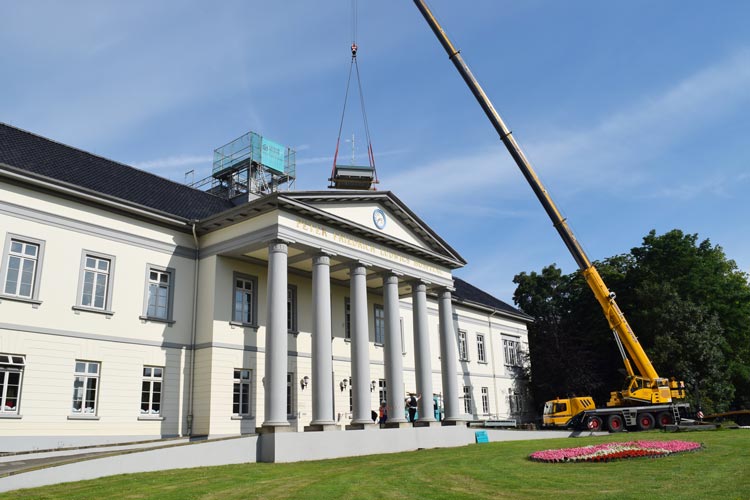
[{"xmin": 529, "ymin": 440, "xmax": 702, "ymax": 463}]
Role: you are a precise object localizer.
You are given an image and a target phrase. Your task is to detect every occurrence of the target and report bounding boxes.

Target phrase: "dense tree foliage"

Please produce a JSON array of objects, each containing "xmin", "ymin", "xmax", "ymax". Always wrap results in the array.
[{"xmin": 513, "ymin": 229, "xmax": 750, "ymax": 414}]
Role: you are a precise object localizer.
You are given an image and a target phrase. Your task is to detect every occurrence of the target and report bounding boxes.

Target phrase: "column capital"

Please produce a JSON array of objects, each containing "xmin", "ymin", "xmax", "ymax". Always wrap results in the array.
[
  {"xmin": 312, "ymin": 253, "xmax": 331, "ymax": 266},
  {"xmin": 436, "ymin": 286, "xmax": 455, "ymax": 298},
  {"xmin": 380, "ymin": 270, "xmax": 402, "ymax": 284},
  {"xmin": 349, "ymin": 262, "xmax": 369, "ymax": 276},
  {"xmin": 409, "ymin": 279, "xmax": 428, "ymax": 292},
  {"xmin": 268, "ymin": 240, "xmax": 289, "ymax": 254}
]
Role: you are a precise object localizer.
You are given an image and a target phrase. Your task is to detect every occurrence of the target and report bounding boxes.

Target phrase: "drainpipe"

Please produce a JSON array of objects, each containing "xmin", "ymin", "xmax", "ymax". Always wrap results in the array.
[
  {"xmin": 186, "ymin": 221, "xmax": 200, "ymax": 436},
  {"xmin": 487, "ymin": 310, "xmax": 499, "ymax": 418}
]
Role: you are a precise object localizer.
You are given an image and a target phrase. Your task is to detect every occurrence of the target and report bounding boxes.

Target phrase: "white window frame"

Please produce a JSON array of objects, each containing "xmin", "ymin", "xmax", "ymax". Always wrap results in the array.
[
  {"xmin": 140, "ymin": 265, "xmax": 175, "ymax": 324},
  {"xmin": 231, "ymin": 272, "xmax": 258, "ymax": 327},
  {"xmin": 287, "ymin": 285, "xmax": 298, "ymax": 333},
  {"xmin": 509, "ymin": 389, "xmax": 523, "ymax": 414},
  {"xmin": 458, "ymin": 330, "xmax": 469, "ymax": 361},
  {"xmin": 233, "ymin": 369, "xmax": 253, "ymax": 417},
  {"xmin": 74, "ymin": 250, "xmax": 115, "ymax": 315},
  {"xmin": 374, "ymin": 304, "xmax": 385, "ymax": 346},
  {"xmin": 71, "ymin": 360, "xmax": 100, "ymax": 417},
  {"xmin": 0, "ymin": 234, "xmax": 45, "ymax": 304},
  {"xmin": 378, "ymin": 378, "xmax": 387, "ymax": 406},
  {"xmin": 503, "ymin": 338, "xmax": 521, "ymax": 367},
  {"xmin": 481, "ymin": 387, "xmax": 490, "ymax": 415},
  {"xmin": 287, "ymin": 372, "xmax": 295, "ymax": 419},
  {"xmin": 463, "ymin": 385, "xmax": 473, "ymax": 415},
  {"xmin": 140, "ymin": 366, "xmax": 163, "ymax": 418},
  {"xmin": 476, "ymin": 334, "xmax": 486, "ymax": 363},
  {"xmin": 344, "ymin": 297, "xmax": 351, "ymax": 340},
  {"xmin": 0, "ymin": 353, "xmax": 25, "ymax": 416}
]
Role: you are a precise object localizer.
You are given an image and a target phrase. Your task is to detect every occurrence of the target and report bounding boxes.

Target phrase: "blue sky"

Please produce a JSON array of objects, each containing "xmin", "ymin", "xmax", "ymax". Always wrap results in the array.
[{"xmin": 2, "ymin": 1, "xmax": 749, "ymax": 303}]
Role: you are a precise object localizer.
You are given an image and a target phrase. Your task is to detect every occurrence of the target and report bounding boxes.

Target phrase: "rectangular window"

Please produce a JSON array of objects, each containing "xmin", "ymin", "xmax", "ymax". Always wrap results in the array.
[
  {"xmin": 142, "ymin": 265, "xmax": 174, "ymax": 322},
  {"xmin": 400, "ymin": 317, "xmax": 406, "ymax": 355},
  {"xmin": 232, "ymin": 273, "xmax": 258, "ymax": 326},
  {"xmin": 503, "ymin": 338, "xmax": 521, "ymax": 367},
  {"xmin": 476, "ymin": 334, "xmax": 486, "ymax": 363},
  {"xmin": 463, "ymin": 385, "xmax": 472, "ymax": 415},
  {"xmin": 0, "ymin": 354, "xmax": 25, "ymax": 415},
  {"xmin": 140, "ymin": 366, "xmax": 163, "ymax": 415},
  {"xmin": 77, "ymin": 252, "xmax": 115, "ymax": 312},
  {"xmin": 2, "ymin": 235, "xmax": 44, "ymax": 301},
  {"xmin": 378, "ymin": 379, "xmax": 387, "ymax": 406},
  {"xmin": 374, "ymin": 304, "xmax": 385, "ymax": 345},
  {"xmin": 481, "ymin": 387, "xmax": 490, "ymax": 415},
  {"xmin": 72, "ymin": 360, "xmax": 100, "ymax": 415},
  {"xmin": 287, "ymin": 285, "xmax": 297, "ymax": 332},
  {"xmin": 509, "ymin": 389, "xmax": 523, "ymax": 414},
  {"xmin": 458, "ymin": 330, "xmax": 468, "ymax": 361},
  {"xmin": 344, "ymin": 298, "xmax": 351, "ymax": 339},
  {"xmin": 233, "ymin": 369, "xmax": 252, "ymax": 416},
  {"xmin": 287, "ymin": 372, "xmax": 295, "ymax": 418}
]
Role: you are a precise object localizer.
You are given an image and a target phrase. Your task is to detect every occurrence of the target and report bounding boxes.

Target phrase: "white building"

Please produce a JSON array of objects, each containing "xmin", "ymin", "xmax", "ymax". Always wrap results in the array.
[{"xmin": 0, "ymin": 123, "xmax": 532, "ymax": 452}]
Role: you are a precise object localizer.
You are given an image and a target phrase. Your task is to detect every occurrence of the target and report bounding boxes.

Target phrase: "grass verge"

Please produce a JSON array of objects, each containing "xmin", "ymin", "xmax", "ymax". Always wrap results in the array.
[{"xmin": 3, "ymin": 429, "xmax": 748, "ymax": 500}]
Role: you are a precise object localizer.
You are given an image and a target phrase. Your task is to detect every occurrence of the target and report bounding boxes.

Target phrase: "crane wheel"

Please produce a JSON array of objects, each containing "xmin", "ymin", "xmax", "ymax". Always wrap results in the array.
[
  {"xmin": 607, "ymin": 414, "xmax": 624, "ymax": 432},
  {"xmin": 637, "ymin": 412, "xmax": 655, "ymax": 431},
  {"xmin": 587, "ymin": 416, "xmax": 603, "ymax": 431},
  {"xmin": 656, "ymin": 411, "xmax": 672, "ymax": 428}
]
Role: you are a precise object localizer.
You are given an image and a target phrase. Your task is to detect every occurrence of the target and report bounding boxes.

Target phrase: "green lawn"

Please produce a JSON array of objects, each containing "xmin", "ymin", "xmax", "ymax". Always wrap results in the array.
[{"xmin": 4, "ymin": 429, "xmax": 749, "ymax": 500}]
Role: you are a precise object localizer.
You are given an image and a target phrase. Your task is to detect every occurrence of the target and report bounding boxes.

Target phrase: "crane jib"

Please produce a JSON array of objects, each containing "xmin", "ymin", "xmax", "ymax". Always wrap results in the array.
[{"xmin": 412, "ymin": 0, "xmax": 684, "ymax": 402}]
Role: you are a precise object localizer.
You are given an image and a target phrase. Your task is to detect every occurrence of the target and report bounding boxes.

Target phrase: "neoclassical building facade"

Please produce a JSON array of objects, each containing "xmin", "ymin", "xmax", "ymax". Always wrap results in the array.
[{"xmin": 0, "ymin": 123, "xmax": 532, "ymax": 451}]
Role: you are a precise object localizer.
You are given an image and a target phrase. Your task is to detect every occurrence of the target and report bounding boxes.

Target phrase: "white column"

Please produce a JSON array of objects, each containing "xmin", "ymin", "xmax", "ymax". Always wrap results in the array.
[
  {"xmin": 350, "ymin": 263, "xmax": 372, "ymax": 424},
  {"xmin": 411, "ymin": 281, "xmax": 435, "ymax": 422},
  {"xmin": 262, "ymin": 240, "xmax": 290, "ymax": 428},
  {"xmin": 438, "ymin": 287, "xmax": 461, "ymax": 422},
  {"xmin": 383, "ymin": 272, "xmax": 406, "ymax": 423},
  {"xmin": 311, "ymin": 253, "xmax": 335, "ymax": 425}
]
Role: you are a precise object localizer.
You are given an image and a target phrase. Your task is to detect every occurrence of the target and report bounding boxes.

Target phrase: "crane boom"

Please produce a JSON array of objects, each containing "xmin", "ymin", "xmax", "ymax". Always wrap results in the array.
[{"xmin": 413, "ymin": 0, "xmax": 685, "ymax": 406}]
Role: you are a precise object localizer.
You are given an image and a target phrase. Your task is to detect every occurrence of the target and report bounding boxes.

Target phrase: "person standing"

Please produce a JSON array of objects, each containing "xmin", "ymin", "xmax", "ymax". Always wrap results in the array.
[
  {"xmin": 379, "ymin": 400, "xmax": 388, "ymax": 425},
  {"xmin": 406, "ymin": 393, "xmax": 421, "ymax": 423}
]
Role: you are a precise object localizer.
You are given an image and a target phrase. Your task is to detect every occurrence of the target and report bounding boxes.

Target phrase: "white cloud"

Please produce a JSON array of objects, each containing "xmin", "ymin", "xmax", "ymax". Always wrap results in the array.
[{"xmin": 390, "ymin": 48, "xmax": 750, "ymax": 213}]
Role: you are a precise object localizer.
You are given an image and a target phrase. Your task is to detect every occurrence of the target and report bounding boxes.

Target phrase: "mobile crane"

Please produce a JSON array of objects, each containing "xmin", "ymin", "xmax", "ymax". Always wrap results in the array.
[{"xmin": 413, "ymin": 0, "xmax": 687, "ymax": 431}]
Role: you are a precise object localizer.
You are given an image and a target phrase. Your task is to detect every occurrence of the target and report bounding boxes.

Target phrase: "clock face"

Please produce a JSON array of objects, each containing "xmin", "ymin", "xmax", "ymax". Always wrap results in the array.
[{"xmin": 373, "ymin": 208, "xmax": 386, "ymax": 230}]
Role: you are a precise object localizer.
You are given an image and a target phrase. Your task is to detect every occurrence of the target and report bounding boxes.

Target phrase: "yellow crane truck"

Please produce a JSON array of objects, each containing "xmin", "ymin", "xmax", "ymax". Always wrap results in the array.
[{"xmin": 413, "ymin": 0, "xmax": 688, "ymax": 431}]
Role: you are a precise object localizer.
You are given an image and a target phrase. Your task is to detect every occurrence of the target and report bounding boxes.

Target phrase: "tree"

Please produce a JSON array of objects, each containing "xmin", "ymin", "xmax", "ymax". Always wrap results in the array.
[
  {"xmin": 513, "ymin": 229, "xmax": 750, "ymax": 413},
  {"xmin": 630, "ymin": 230, "xmax": 750, "ymax": 409}
]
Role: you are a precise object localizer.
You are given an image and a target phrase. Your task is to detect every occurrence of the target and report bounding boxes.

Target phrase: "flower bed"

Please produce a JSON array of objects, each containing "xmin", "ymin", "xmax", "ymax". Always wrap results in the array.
[{"xmin": 529, "ymin": 440, "xmax": 702, "ymax": 463}]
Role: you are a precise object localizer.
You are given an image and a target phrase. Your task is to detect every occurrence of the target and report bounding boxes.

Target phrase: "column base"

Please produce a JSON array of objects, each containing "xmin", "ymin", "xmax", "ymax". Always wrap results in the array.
[
  {"xmin": 304, "ymin": 423, "xmax": 340, "ymax": 432},
  {"xmin": 441, "ymin": 419, "xmax": 465, "ymax": 427},
  {"xmin": 345, "ymin": 422, "xmax": 379, "ymax": 431},
  {"xmin": 384, "ymin": 421, "xmax": 412, "ymax": 429},
  {"xmin": 257, "ymin": 424, "xmax": 293, "ymax": 434},
  {"xmin": 414, "ymin": 420, "xmax": 439, "ymax": 428}
]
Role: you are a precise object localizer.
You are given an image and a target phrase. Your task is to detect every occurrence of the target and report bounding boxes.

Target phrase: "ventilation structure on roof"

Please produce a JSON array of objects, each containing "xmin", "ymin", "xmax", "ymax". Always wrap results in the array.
[{"xmin": 189, "ymin": 131, "xmax": 296, "ymax": 199}]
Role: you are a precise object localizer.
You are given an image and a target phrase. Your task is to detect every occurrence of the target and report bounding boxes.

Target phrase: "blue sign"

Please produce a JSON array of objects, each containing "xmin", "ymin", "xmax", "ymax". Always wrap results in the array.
[
  {"xmin": 261, "ymin": 137, "xmax": 286, "ymax": 173},
  {"xmin": 475, "ymin": 430, "xmax": 489, "ymax": 444}
]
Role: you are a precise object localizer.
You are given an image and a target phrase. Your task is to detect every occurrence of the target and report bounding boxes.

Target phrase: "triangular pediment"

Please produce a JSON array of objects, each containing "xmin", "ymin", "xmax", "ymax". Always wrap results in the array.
[{"xmin": 282, "ymin": 191, "xmax": 465, "ymax": 267}]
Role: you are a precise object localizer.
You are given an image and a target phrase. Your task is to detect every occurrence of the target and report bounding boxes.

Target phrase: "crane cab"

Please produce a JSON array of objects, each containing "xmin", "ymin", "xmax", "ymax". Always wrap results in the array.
[{"xmin": 542, "ymin": 397, "xmax": 596, "ymax": 428}]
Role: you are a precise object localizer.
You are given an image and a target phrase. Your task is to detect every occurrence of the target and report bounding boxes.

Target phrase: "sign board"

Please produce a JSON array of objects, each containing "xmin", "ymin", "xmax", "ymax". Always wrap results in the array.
[
  {"xmin": 261, "ymin": 137, "xmax": 286, "ymax": 173},
  {"xmin": 475, "ymin": 430, "xmax": 489, "ymax": 444}
]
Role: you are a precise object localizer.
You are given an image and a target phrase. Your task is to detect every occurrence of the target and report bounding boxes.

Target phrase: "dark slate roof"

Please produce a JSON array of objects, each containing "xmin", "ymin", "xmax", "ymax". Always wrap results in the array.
[
  {"xmin": 452, "ymin": 277, "xmax": 532, "ymax": 321},
  {"xmin": 0, "ymin": 123, "xmax": 233, "ymax": 220}
]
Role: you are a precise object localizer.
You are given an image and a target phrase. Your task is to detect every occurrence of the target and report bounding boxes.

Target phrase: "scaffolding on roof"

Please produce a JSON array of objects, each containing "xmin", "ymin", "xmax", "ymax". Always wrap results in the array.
[{"xmin": 189, "ymin": 131, "xmax": 296, "ymax": 198}]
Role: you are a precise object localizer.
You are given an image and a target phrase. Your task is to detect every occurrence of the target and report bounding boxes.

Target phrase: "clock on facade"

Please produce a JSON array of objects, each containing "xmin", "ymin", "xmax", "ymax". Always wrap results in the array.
[{"xmin": 372, "ymin": 208, "xmax": 386, "ymax": 230}]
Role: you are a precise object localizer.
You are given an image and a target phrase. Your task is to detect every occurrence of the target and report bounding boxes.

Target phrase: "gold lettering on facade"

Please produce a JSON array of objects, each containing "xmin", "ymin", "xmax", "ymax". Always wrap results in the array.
[{"xmin": 295, "ymin": 218, "xmax": 441, "ymax": 276}]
